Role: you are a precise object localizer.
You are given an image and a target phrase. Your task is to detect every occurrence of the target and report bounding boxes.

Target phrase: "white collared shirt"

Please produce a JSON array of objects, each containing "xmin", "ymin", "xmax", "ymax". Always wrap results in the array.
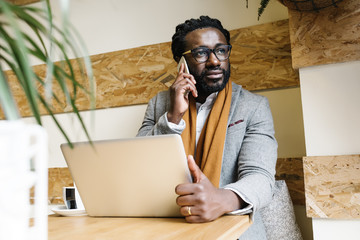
[{"xmin": 194, "ymin": 92, "xmax": 217, "ymax": 146}]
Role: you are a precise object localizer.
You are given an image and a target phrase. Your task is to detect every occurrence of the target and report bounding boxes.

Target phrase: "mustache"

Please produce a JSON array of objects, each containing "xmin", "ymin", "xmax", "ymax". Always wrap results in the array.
[
  {"xmin": 204, "ymin": 66, "xmax": 222, "ymax": 71},
  {"xmin": 200, "ymin": 67, "xmax": 225, "ymax": 77}
]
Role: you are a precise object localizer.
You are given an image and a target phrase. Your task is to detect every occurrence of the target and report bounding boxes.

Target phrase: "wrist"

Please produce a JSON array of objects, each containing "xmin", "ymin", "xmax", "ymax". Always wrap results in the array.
[
  {"xmin": 167, "ymin": 112, "xmax": 183, "ymax": 124},
  {"xmin": 221, "ymin": 189, "xmax": 243, "ymax": 213}
]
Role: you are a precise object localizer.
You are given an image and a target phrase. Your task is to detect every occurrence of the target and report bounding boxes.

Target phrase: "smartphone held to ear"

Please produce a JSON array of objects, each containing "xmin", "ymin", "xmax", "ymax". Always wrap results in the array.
[{"xmin": 177, "ymin": 56, "xmax": 190, "ymax": 74}]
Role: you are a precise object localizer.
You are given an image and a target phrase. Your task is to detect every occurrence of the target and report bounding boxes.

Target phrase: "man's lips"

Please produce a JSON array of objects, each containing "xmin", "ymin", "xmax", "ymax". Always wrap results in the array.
[{"xmin": 205, "ymin": 70, "xmax": 223, "ymax": 79}]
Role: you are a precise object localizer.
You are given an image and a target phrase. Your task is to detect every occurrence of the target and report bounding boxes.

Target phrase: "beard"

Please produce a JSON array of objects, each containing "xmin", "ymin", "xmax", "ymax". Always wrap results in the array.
[{"xmin": 190, "ymin": 64, "xmax": 231, "ymax": 96}]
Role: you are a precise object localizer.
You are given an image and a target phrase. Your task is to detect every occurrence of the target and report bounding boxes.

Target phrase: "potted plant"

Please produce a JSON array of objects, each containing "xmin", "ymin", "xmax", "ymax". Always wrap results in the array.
[
  {"xmin": 0, "ymin": 0, "xmax": 94, "ymax": 239},
  {"xmin": 278, "ymin": 0, "xmax": 345, "ymax": 11},
  {"xmin": 252, "ymin": 0, "xmax": 345, "ymax": 19}
]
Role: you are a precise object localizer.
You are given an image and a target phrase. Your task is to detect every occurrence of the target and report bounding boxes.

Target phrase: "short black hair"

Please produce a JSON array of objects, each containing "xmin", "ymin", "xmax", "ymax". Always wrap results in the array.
[{"xmin": 171, "ymin": 15, "xmax": 231, "ymax": 61}]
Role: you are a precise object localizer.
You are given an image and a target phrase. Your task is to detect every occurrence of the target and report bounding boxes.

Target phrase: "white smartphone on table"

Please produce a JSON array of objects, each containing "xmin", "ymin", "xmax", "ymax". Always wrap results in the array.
[{"xmin": 177, "ymin": 56, "xmax": 190, "ymax": 74}]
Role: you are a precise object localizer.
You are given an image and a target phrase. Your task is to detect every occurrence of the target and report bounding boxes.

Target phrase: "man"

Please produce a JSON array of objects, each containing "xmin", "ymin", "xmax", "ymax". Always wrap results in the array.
[{"xmin": 137, "ymin": 16, "xmax": 277, "ymax": 238}]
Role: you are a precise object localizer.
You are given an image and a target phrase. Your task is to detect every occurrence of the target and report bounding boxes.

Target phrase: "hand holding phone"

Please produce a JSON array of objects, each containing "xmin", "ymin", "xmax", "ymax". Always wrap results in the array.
[
  {"xmin": 168, "ymin": 56, "xmax": 197, "ymax": 124},
  {"xmin": 177, "ymin": 56, "xmax": 193, "ymax": 98}
]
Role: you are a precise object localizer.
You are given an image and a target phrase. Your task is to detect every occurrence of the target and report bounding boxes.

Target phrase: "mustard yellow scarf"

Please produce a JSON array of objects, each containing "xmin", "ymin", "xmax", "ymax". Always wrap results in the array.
[{"xmin": 181, "ymin": 80, "xmax": 232, "ymax": 187}]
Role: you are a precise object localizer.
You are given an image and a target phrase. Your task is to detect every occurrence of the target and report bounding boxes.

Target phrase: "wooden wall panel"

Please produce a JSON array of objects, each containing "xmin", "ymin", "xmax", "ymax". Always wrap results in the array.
[
  {"xmin": 303, "ymin": 154, "xmax": 360, "ymax": 219},
  {"xmin": 48, "ymin": 168, "xmax": 74, "ymax": 204},
  {"xmin": 6, "ymin": 0, "xmax": 40, "ymax": 5},
  {"xmin": 2, "ymin": 19, "xmax": 299, "ymax": 118},
  {"xmin": 276, "ymin": 157, "xmax": 305, "ymax": 205},
  {"xmin": 230, "ymin": 19, "xmax": 298, "ymax": 90},
  {"xmin": 288, "ymin": 0, "xmax": 360, "ymax": 69}
]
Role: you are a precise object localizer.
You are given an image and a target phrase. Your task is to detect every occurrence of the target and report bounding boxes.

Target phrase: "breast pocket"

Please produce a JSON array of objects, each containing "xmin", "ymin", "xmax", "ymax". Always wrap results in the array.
[{"xmin": 227, "ymin": 119, "xmax": 245, "ymax": 135}]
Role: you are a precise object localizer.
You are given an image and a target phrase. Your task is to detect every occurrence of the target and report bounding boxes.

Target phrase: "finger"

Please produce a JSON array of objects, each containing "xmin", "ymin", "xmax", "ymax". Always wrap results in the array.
[
  {"xmin": 173, "ymin": 76, "xmax": 195, "ymax": 90},
  {"xmin": 176, "ymin": 79, "xmax": 197, "ymax": 98},
  {"xmin": 187, "ymin": 155, "xmax": 202, "ymax": 183},
  {"xmin": 175, "ymin": 183, "xmax": 195, "ymax": 195},
  {"xmin": 176, "ymin": 194, "xmax": 195, "ymax": 206},
  {"xmin": 174, "ymin": 67, "xmax": 186, "ymax": 84},
  {"xmin": 180, "ymin": 206, "xmax": 196, "ymax": 217},
  {"xmin": 182, "ymin": 78, "xmax": 196, "ymax": 92},
  {"xmin": 171, "ymin": 71, "xmax": 197, "ymax": 99},
  {"xmin": 176, "ymin": 64, "xmax": 192, "ymax": 80},
  {"xmin": 183, "ymin": 84, "xmax": 197, "ymax": 98},
  {"xmin": 178, "ymin": 62, "xmax": 185, "ymax": 74},
  {"xmin": 187, "ymin": 82, "xmax": 198, "ymax": 98},
  {"xmin": 182, "ymin": 72, "xmax": 196, "ymax": 85},
  {"xmin": 176, "ymin": 65, "xmax": 195, "ymax": 86},
  {"xmin": 185, "ymin": 215, "xmax": 204, "ymax": 223}
]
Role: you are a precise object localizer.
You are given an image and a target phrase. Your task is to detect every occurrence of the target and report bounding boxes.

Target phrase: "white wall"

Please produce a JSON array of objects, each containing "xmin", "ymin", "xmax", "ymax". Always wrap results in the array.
[
  {"xmin": 300, "ymin": 60, "xmax": 360, "ymax": 240},
  {"xmin": 61, "ymin": 0, "xmax": 289, "ymax": 56},
  {"xmin": 258, "ymin": 87, "xmax": 306, "ymax": 158},
  {"xmin": 24, "ymin": 105, "xmax": 148, "ymax": 166}
]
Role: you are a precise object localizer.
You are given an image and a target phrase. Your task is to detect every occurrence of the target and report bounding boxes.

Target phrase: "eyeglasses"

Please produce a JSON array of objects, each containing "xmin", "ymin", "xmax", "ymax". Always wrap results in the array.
[{"xmin": 182, "ymin": 45, "xmax": 232, "ymax": 63}]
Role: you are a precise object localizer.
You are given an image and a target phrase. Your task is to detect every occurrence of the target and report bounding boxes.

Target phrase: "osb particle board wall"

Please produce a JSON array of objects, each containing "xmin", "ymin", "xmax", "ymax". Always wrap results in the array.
[
  {"xmin": 6, "ymin": 0, "xmax": 40, "ymax": 5},
  {"xmin": 303, "ymin": 155, "xmax": 360, "ymax": 219},
  {"xmin": 2, "ymin": 19, "xmax": 299, "ymax": 118},
  {"xmin": 288, "ymin": 0, "xmax": 360, "ymax": 69}
]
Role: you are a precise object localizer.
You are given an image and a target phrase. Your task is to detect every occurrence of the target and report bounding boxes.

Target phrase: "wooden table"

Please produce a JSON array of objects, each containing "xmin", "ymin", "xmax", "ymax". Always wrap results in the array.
[{"xmin": 48, "ymin": 215, "xmax": 251, "ymax": 240}]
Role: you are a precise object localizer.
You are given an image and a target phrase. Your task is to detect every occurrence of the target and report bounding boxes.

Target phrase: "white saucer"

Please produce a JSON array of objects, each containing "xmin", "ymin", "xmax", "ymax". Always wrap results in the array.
[{"xmin": 51, "ymin": 205, "xmax": 87, "ymax": 217}]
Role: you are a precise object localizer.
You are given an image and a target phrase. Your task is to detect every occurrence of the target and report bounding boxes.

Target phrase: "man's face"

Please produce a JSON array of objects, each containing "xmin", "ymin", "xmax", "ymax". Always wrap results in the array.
[{"xmin": 183, "ymin": 27, "xmax": 231, "ymax": 97}]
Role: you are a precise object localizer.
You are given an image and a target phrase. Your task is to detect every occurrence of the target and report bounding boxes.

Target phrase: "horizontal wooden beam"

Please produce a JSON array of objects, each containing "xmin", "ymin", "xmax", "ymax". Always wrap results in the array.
[{"xmin": 6, "ymin": 0, "xmax": 40, "ymax": 5}]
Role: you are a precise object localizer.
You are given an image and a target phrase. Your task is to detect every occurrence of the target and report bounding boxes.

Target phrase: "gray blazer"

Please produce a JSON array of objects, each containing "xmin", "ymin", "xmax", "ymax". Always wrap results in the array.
[{"xmin": 137, "ymin": 82, "xmax": 278, "ymax": 239}]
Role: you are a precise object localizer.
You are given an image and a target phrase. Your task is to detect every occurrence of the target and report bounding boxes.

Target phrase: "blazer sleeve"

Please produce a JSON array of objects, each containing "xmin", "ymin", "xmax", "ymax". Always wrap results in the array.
[
  {"xmin": 224, "ymin": 96, "xmax": 278, "ymax": 212},
  {"xmin": 137, "ymin": 92, "xmax": 184, "ymax": 137}
]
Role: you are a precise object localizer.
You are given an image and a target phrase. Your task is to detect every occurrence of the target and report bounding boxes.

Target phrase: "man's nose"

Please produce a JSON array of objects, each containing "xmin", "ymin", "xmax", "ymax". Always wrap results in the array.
[{"xmin": 206, "ymin": 51, "xmax": 220, "ymax": 67}]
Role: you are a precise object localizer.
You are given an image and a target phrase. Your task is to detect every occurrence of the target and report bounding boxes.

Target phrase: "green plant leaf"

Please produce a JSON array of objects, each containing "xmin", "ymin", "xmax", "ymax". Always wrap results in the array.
[
  {"xmin": 0, "ymin": 65, "xmax": 19, "ymax": 120},
  {"xmin": 258, "ymin": 0, "xmax": 271, "ymax": 20},
  {"xmin": 0, "ymin": 1, "xmax": 42, "ymax": 124},
  {"xmin": 0, "ymin": 0, "xmax": 95, "ymax": 147}
]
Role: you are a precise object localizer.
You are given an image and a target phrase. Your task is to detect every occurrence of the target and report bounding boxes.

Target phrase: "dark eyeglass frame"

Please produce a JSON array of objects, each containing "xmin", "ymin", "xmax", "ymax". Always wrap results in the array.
[{"xmin": 182, "ymin": 44, "xmax": 232, "ymax": 63}]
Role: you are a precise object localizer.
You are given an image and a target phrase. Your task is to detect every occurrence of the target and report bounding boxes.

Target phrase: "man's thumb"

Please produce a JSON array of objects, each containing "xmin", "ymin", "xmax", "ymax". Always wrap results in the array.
[{"xmin": 187, "ymin": 155, "xmax": 202, "ymax": 183}]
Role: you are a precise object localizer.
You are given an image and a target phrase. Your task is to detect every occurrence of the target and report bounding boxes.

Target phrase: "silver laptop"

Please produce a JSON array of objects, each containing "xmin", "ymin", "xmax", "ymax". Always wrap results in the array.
[{"xmin": 60, "ymin": 134, "xmax": 192, "ymax": 217}]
